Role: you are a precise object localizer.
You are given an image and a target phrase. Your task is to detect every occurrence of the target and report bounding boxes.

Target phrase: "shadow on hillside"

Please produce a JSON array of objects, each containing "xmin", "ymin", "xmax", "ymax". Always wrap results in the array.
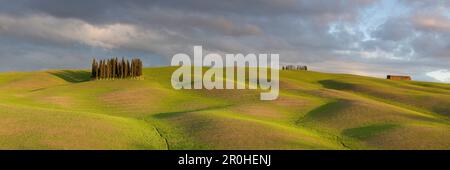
[
  {"xmin": 318, "ymin": 80, "xmax": 355, "ymax": 90},
  {"xmin": 50, "ymin": 70, "xmax": 91, "ymax": 83},
  {"xmin": 152, "ymin": 104, "xmax": 233, "ymax": 119},
  {"xmin": 297, "ymin": 100, "xmax": 350, "ymax": 125}
]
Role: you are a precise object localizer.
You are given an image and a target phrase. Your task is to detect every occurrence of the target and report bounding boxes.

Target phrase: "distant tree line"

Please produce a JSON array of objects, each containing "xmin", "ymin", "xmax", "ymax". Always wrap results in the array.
[
  {"xmin": 282, "ymin": 65, "xmax": 307, "ymax": 71},
  {"xmin": 91, "ymin": 58, "xmax": 143, "ymax": 80}
]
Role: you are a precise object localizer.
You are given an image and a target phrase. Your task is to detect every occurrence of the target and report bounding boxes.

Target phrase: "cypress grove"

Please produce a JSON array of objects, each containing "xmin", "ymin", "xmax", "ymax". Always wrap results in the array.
[{"xmin": 91, "ymin": 58, "xmax": 143, "ymax": 80}]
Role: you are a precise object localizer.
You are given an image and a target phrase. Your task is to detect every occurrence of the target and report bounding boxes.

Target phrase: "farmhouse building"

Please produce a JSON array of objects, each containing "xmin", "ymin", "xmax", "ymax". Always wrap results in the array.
[{"xmin": 387, "ymin": 75, "xmax": 411, "ymax": 81}]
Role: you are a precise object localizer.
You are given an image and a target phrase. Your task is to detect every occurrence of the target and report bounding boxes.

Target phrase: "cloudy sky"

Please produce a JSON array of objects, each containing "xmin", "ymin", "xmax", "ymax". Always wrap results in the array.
[{"xmin": 0, "ymin": 0, "xmax": 450, "ymax": 83}]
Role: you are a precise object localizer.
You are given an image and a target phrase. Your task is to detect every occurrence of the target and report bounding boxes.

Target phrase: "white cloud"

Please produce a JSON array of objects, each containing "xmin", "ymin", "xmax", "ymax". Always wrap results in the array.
[
  {"xmin": 413, "ymin": 13, "xmax": 450, "ymax": 33},
  {"xmin": 426, "ymin": 69, "xmax": 450, "ymax": 83},
  {"xmin": 0, "ymin": 15, "xmax": 161, "ymax": 50},
  {"xmin": 334, "ymin": 49, "xmax": 405, "ymax": 60}
]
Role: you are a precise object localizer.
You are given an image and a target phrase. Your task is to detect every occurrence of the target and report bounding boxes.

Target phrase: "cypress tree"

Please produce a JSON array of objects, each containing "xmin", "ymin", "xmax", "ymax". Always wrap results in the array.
[
  {"xmin": 133, "ymin": 59, "xmax": 136, "ymax": 77},
  {"xmin": 121, "ymin": 58, "xmax": 125, "ymax": 78},
  {"xmin": 125, "ymin": 60, "xmax": 129, "ymax": 78},
  {"xmin": 99, "ymin": 60, "xmax": 103, "ymax": 79},
  {"xmin": 99, "ymin": 59, "xmax": 102, "ymax": 79},
  {"xmin": 115, "ymin": 58, "xmax": 119, "ymax": 79},
  {"xmin": 102, "ymin": 59, "xmax": 106, "ymax": 79},
  {"xmin": 106, "ymin": 59, "xmax": 109, "ymax": 79},
  {"xmin": 133, "ymin": 59, "xmax": 137, "ymax": 78},
  {"xmin": 91, "ymin": 58, "xmax": 97, "ymax": 79},
  {"xmin": 111, "ymin": 59, "xmax": 114, "ymax": 79},
  {"xmin": 128, "ymin": 60, "xmax": 132, "ymax": 78},
  {"xmin": 136, "ymin": 59, "xmax": 139, "ymax": 77},
  {"xmin": 117, "ymin": 58, "xmax": 120, "ymax": 78},
  {"xmin": 106, "ymin": 59, "xmax": 110, "ymax": 79},
  {"xmin": 122, "ymin": 59, "xmax": 124, "ymax": 78},
  {"xmin": 97, "ymin": 60, "xmax": 101, "ymax": 79},
  {"xmin": 130, "ymin": 59, "xmax": 134, "ymax": 78},
  {"xmin": 138, "ymin": 59, "xmax": 143, "ymax": 76},
  {"xmin": 96, "ymin": 62, "xmax": 100, "ymax": 79},
  {"xmin": 135, "ymin": 59, "xmax": 138, "ymax": 77},
  {"xmin": 118, "ymin": 58, "xmax": 122, "ymax": 78},
  {"xmin": 97, "ymin": 60, "xmax": 100, "ymax": 79},
  {"xmin": 108, "ymin": 59, "xmax": 112, "ymax": 79},
  {"xmin": 103, "ymin": 59, "xmax": 107, "ymax": 79}
]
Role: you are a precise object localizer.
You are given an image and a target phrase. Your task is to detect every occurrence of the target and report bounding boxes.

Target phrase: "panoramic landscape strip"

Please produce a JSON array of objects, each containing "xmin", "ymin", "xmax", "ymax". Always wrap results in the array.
[
  {"xmin": 0, "ymin": 0, "xmax": 449, "ymax": 168},
  {"xmin": 0, "ymin": 61, "xmax": 449, "ymax": 150}
]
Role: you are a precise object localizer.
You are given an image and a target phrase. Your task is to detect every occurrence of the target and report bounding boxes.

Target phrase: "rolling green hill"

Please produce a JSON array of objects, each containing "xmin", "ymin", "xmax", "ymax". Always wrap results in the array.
[{"xmin": 0, "ymin": 67, "xmax": 449, "ymax": 150}]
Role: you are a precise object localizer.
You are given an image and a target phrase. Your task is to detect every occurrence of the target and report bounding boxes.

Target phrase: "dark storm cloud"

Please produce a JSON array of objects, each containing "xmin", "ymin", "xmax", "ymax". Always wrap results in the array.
[
  {"xmin": 372, "ymin": 17, "xmax": 414, "ymax": 42},
  {"xmin": 369, "ymin": 1, "xmax": 450, "ymax": 62},
  {"xmin": 0, "ymin": 0, "xmax": 449, "ymax": 82},
  {"xmin": 15, "ymin": 0, "xmax": 374, "ymax": 19}
]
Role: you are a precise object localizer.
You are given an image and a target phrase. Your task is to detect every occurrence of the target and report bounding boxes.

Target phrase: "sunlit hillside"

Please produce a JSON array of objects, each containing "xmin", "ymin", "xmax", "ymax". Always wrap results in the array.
[{"xmin": 0, "ymin": 67, "xmax": 449, "ymax": 149}]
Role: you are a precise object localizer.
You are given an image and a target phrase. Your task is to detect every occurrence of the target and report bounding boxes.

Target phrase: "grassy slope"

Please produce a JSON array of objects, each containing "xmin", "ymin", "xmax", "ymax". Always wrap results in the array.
[{"xmin": 0, "ymin": 67, "xmax": 449, "ymax": 150}]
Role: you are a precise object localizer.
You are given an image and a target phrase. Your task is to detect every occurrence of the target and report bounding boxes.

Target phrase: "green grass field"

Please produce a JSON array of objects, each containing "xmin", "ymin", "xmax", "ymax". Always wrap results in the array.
[{"xmin": 0, "ymin": 67, "xmax": 449, "ymax": 150}]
